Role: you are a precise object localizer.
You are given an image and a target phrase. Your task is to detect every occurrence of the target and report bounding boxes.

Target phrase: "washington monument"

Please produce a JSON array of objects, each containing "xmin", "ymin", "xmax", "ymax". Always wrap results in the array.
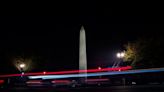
[{"xmin": 79, "ymin": 26, "xmax": 87, "ymax": 72}]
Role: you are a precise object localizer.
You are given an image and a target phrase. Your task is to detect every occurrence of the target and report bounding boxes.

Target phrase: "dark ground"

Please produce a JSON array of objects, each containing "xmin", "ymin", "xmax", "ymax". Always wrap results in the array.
[{"xmin": 1, "ymin": 85, "xmax": 164, "ymax": 92}]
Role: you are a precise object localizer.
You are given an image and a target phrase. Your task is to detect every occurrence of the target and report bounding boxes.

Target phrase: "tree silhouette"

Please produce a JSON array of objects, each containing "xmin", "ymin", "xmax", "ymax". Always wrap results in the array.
[{"xmin": 124, "ymin": 36, "xmax": 164, "ymax": 69}]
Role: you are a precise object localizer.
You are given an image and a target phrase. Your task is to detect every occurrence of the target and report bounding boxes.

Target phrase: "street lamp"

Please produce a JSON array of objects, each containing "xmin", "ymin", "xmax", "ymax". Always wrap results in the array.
[
  {"xmin": 19, "ymin": 63, "xmax": 25, "ymax": 68},
  {"xmin": 19, "ymin": 63, "xmax": 26, "ymax": 76},
  {"xmin": 98, "ymin": 67, "xmax": 102, "ymax": 79},
  {"xmin": 117, "ymin": 53, "xmax": 121, "ymax": 58},
  {"xmin": 43, "ymin": 71, "xmax": 46, "ymax": 75},
  {"xmin": 98, "ymin": 67, "xmax": 101, "ymax": 70},
  {"xmin": 116, "ymin": 52, "xmax": 126, "ymax": 85},
  {"xmin": 120, "ymin": 52, "xmax": 125, "ymax": 58},
  {"xmin": 113, "ymin": 52, "xmax": 125, "ymax": 68},
  {"xmin": 116, "ymin": 52, "xmax": 125, "ymax": 58}
]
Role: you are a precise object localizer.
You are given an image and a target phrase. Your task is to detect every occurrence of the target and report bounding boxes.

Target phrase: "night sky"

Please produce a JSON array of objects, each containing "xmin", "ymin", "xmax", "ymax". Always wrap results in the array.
[{"xmin": 0, "ymin": 7, "xmax": 148, "ymax": 74}]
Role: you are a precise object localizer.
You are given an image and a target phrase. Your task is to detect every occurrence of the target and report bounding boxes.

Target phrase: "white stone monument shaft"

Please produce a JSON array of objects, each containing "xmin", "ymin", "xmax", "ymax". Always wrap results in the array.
[{"xmin": 79, "ymin": 26, "xmax": 87, "ymax": 71}]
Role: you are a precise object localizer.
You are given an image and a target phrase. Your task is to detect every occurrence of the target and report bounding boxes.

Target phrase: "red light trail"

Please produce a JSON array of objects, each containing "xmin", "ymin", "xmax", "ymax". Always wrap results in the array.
[{"xmin": 0, "ymin": 66, "xmax": 132, "ymax": 78}]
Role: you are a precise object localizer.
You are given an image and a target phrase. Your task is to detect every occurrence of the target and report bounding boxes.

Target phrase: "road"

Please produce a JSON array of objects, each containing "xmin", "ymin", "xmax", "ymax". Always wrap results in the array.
[{"xmin": 1, "ymin": 85, "xmax": 164, "ymax": 92}]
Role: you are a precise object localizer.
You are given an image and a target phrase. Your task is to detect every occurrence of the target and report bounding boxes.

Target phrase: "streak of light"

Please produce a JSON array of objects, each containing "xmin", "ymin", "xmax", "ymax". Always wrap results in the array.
[
  {"xmin": 26, "ymin": 80, "xmax": 42, "ymax": 84},
  {"xmin": 28, "ymin": 67, "xmax": 164, "ymax": 79},
  {"xmin": 85, "ymin": 78, "xmax": 109, "ymax": 82},
  {"xmin": 0, "ymin": 66, "xmax": 132, "ymax": 78},
  {"xmin": 51, "ymin": 80, "xmax": 71, "ymax": 84}
]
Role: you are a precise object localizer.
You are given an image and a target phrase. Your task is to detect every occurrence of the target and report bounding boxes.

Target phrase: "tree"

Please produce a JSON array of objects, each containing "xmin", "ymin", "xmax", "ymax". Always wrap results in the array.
[
  {"xmin": 123, "ymin": 36, "xmax": 164, "ymax": 69},
  {"xmin": 9, "ymin": 52, "xmax": 42, "ymax": 72},
  {"xmin": 123, "ymin": 42, "xmax": 136, "ymax": 63},
  {"xmin": 12, "ymin": 56, "xmax": 34, "ymax": 72}
]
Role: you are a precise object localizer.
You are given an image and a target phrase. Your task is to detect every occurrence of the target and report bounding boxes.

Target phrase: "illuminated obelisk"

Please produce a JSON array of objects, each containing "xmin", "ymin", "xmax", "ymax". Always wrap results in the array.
[{"xmin": 79, "ymin": 26, "xmax": 87, "ymax": 75}]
